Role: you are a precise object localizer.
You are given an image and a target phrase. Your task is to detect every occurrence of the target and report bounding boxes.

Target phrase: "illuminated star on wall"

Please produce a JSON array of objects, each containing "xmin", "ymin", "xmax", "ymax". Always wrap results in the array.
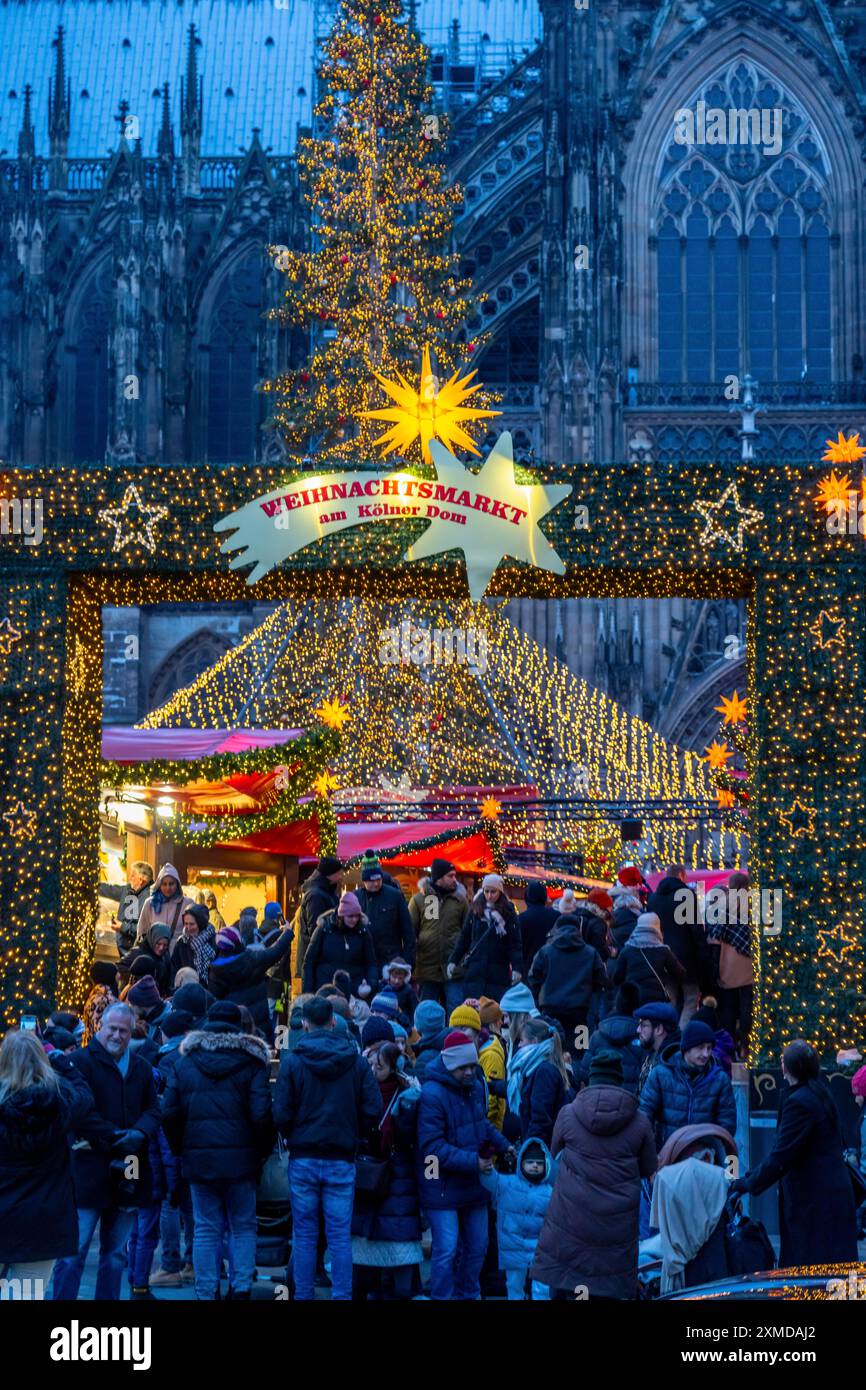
[
  {"xmin": 693, "ymin": 482, "xmax": 763, "ymax": 552},
  {"xmin": 99, "ymin": 484, "xmax": 169, "ymax": 553},
  {"xmin": 817, "ymin": 924, "xmax": 857, "ymax": 963},
  {"xmin": 406, "ymin": 433, "xmax": 572, "ymax": 601},
  {"xmin": 2, "ymin": 800, "xmax": 37, "ymax": 842},
  {"xmin": 809, "ymin": 610, "xmax": 846, "ymax": 650},
  {"xmin": 779, "ymin": 800, "xmax": 817, "ymax": 837},
  {"xmin": 0, "ymin": 616, "xmax": 22, "ymax": 658}
]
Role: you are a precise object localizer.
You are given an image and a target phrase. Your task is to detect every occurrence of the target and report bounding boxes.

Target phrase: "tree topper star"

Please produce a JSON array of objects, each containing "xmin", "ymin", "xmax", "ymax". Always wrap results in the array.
[
  {"xmin": 99, "ymin": 484, "xmax": 169, "ymax": 553},
  {"xmin": 693, "ymin": 482, "xmax": 763, "ymax": 553},
  {"xmin": 405, "ymin": 433, "xmax": 572, "ymax": 600}
]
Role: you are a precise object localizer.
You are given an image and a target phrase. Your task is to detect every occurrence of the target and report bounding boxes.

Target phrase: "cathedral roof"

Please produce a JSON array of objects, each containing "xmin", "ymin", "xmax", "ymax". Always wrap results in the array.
[{"xmin": 0, "ymin": 0, "xmax": 541, "ymax": 160}]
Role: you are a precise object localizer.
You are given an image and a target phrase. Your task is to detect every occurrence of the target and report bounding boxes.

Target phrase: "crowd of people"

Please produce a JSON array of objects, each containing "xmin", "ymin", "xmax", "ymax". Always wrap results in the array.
[{"xmin": 0, "ymin": 854, "xmax": 863, "ymax": 1301}]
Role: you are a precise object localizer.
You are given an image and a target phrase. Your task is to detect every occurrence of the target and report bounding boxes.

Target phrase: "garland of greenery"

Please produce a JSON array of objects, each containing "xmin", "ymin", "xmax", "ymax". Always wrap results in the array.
[
  {"xmin": 343, "ymin": 816, "xmax": 506, "ymax": 875},
  {"xmin": 100, "ymin": 726, "xmax": 340, "ymax": 788}
]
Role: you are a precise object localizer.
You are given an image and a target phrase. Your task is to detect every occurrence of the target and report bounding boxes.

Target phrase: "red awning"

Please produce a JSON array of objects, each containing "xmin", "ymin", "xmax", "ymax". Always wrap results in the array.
[{"xmin": 102, "ymin": 727, "xmax": 303, "ymax": 761}]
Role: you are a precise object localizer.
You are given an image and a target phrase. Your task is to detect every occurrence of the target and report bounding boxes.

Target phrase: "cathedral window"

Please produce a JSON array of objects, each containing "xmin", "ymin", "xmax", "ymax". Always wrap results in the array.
[{"xmin": 205, "ymin": 249, "xmax": 263, "ymax": 462}]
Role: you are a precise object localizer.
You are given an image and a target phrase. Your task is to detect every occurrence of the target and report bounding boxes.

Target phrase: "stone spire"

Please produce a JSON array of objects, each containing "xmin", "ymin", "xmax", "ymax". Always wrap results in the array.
[
  {"xmin": 18, "ymin": 84, "xmax": 35, "ymax": 159},
  {"xmin": 180, "ymin": 24, "xmax": 202, "ymax": 192}
]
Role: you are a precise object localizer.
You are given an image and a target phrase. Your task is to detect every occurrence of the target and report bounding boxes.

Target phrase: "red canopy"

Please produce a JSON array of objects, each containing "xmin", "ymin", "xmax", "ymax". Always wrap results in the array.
[{"xmin": 102, "ymin": 727, "xmax": 302, "ymax": 761}]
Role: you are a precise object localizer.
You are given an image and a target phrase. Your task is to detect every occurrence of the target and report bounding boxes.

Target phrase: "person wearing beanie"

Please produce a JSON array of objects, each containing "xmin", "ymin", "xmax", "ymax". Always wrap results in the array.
[
  {"xmin": 295, "ymin": 858, "xmax": 343, "ymax": 982},
  {"xmin": 170, "ymin": 903, "xmax": 216, "ymax": 987},
  {"xmin": 553, "ymin": 887, "xmax": 578, "ymax": 915},
  {"xmin": 531, "ymin": 1044, "xmax": 656, "ymax": 1301},
  {"xmin": 161, "ymin": 996, "xmax": 274, "ymax": 1302},
  {"xmin": 356, "ymin": 866, "xmax": 416, "ymax": 976},
  {"xmin": 82, "ymin": 961, "xmax": 119, "ymax": 1046},
  {"xmin": 416, "ymin": 1028, "xmax": 512, "ymax": 1300},
  {"xmin": 639, "ymin": 1014, "xmax": 736, "ymax": 1148},
  {"xmin": 263, "ymin": 901, "xmax": 284, "ymax": 923},
  {"xmin": 361, "ymin": 1016, "xmax": 396, "ymax": 1050},
  {"xmin": 360, "ymin": 848, "xmax": 398, "ymax": 888},
  {"xmin": 409, "ymin": 860, "xmax": 470, "ymax": 1013},
  {"xmin": 127, "ymin": 975, "xmax": 164, "ymax": 1015},
  {"xmin": 579, "ymin": 983, "xmax": 644, "ymax": 1095},
  {"xmin": 691, "ymin": 996, "xmax": 720, "ymax": 1031},
  {"xmin": 302, "ymin": 891, "xmax": 379, "ymax": 1000},
  {"xmin": 528, "ymin": 909, "xmax": 609, "ymax": 1042},
  {"xmin": 135, "ymin": 863, "xmax": 195, "ymax": 947},
  {"xmin": 634, "ymin": 1001, "xmax": 681, "ymax": 1095},
  {"xmin": 370, "ymin": 987, "xmax": 400, "ymax": 1021},
  {"xmin": 412, "ymin": 999, "xmax": 450, "ymax": 1082},
  {"xmin": 448, "ymin": 1003, "xmax": 482, "ymax": 1034},
  {"xmin": 447, "ymin": 875, "xmax": 523, "ymax": 1006},
  {"xmin": 646, "ymin": 864, "xmax": 713, "ymax": 1025},
  {"xmin": 208, "ymin": 917, "xmax": 293, "ymax": 1044},
  {"xmin": 273, "ymin": 994, "xmax": 382, "ymax": 1302},
  {"xmin": 609, "ymin": 873, "xmax": 645, "ymax": 953},
  {"xmin": 382, "ymin": 958, "xmax": 419, "ymax": 1024},
  {"xmin": 610, "ymin": 911, "xmax": 685, "ymax": 1011},
  {"xmin": 518, "ymin": 882, "xmax": 560, "ymax": 978}
]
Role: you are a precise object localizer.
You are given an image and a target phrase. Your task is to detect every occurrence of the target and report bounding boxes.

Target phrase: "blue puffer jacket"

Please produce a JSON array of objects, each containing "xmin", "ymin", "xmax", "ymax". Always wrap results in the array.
[
  {"xmin": 639, "ymin": 1052, "xmax": 737, "ymax": 1146},
  {"xmin": 480, "ymin": 1138, "xmax": 555, "ymax": 1270},
  {"xmin": 416, "ymin": 1056, "xmax": 510, "ymax": 1210}
]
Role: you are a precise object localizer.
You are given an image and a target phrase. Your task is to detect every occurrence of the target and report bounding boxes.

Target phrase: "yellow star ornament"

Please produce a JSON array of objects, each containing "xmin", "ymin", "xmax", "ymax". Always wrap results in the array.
[
  {"xmin": 312, "ymin": 771, "xmax": 340, "ymax": 798},
  {"xmin": 362, "ymin": 345, "xmax": 500, "ymax": 463},
  {"xmin": 715, "ymin": 691, "xmax": 747, "ymax": 725},
  {"xmin": 815, "ymin": 470, "xmax": 853, "ymax": 512},
  {"xmin": 809, "ymin": 610, "xmax": 846, "ymax": 650},
  {"xmin": 716, "ymin": 790, "xmax": 736, "ymax": 809},
  {"xmin": 693, "ymin": 482, "xmax": 763, "ymax": 552},
  {"xmin": 99, "ymin": 484, "xmax": 169, "ymax": 554},
  {"xmin": 822, "ymin": 431, "xmax": 866, "ymax": 465},
  {"xmin": 316, "ymin": 697, "xmax": 351, "ymax": 732},
  {"xmin": 703, "ymin": 740, "xmax": 734, "ymax": 770},
  {"xmin": 480, "ymin": 796, "xmax": 502, "ymax": 820}
]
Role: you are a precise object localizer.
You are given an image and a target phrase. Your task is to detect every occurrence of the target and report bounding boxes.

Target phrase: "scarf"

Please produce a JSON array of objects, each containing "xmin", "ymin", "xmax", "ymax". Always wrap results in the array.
[
  {"xmin": 190, "ymin": 923, "xmax": 216, "ymax": 983},
  {"xmin": 650, "ymin": 1159, "xmax": 729, "ymax": 1293},
  {"xmin": 624, "ymin": 919, "xmax": 664, "ymax": 949},
  {"xmin": 507, "ymin": 1037, "xmax": 553, "ymax": 1115}
]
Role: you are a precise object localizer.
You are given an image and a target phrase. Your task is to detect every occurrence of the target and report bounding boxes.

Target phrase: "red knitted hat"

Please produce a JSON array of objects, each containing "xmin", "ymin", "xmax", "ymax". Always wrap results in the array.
[
  {"xmin": 587, "ymin": 888, "xmax": 614, "ymax": 912},
  {"xmin": 617, "ymin": 866, "xmax": 643, "ymax": 888}
]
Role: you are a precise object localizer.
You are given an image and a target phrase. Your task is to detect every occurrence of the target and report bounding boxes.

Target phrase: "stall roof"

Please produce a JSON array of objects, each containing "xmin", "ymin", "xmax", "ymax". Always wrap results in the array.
[{"xmin": 102, "ymin": 727, "xmax": 303, "ymax": 760}]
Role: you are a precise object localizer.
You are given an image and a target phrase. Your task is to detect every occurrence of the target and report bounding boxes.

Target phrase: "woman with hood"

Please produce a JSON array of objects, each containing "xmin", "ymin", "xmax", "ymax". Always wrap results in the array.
[
  {"xmin": 118, "ymin": 921, "xmax": 174, "ymax": 995},
  {"xmin": 301, "ymin": 892, "xmax": 379, "ymax": 999},
  {"xmin": 610, "ymin": 912, "xmax": 684, "ymax": 1008},
  {"xmin": 208, "ymin": 923, "xmax": 293, "ymax": 1043},
  {"xmin": 0, "ymin": 1030, "xmax": 101, "ymax": 1291},
  {"xmin": 136, "ymin": 864, "xmax": 195, "ymax": 945},
  {"xmin": 170, "ymin": 904, "xmax": 216, "ymax": 987},
  {"xmin": 446, "ymin": 875, "xmax": 523, "ymax": 1004},
  {"xmin": 351, "ymin": 1040, "xmax": 422, "ymax": 1300},
  {"xmin": 508, "ymin": 1017, "xmax": 574, "ymax": 1149},
  {"xmin": 532, "ymin": 1048, "xmax": 657, "ymax": 1299}
]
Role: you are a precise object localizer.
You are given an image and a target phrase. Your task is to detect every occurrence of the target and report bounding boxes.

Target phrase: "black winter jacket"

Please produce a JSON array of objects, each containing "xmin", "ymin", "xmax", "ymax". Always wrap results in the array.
[
  {"xmin": 0, "ymin": 1057, "xmax": 100, "ymax": 1262},
  {"xmin": 162, "ymin": 1029, "xmax": 274, "ymax": 1182},
  {"xmin": 351, "ymin": 1084, "xmax": 422, "ymax": 1245},
  {"xmin": 519, "ymin": 1061, "xmax": 573, "ymax": 1149},
  {"xmin": 207, "ymin": 930, "xmax": 293, "ymax": 1040},
  {"xmin": 356, "ymin": 883, "xmax": 416, "ymax": 968},
  {"xmin": 528, "ymin": 923, "xmax": 608, "ymax": 1012},
  {"xmin": 295, "ymin": 872, "xmax": 340, "ymax": 978},
  {"xmin": 413, "ymin": 1025, "xmax": 452, "ymax": 1082},
  {"xmin": 518, "ymin": 902, "xmax": 560, "ymax": 978},
  {"xmin": 579, "ymin": 1014, "xmax": 644, "ymax": 1094},
  {"xmin": 273, "ymin": 1029, "xmax": 382, "ymax": 1160},
  {"xmin": 611, "ymin": 941, "xmax": 685, "ymax": 1007},
  {"xmin": 647, "ymin": 876, "xmax": 711, "ymax": 985},
  {"xmin": 67, "ymin": 1038, "xmax": 161, "ymax": 1210},
  {"xmin": 302, "ymin": 912, "xmax": 379, "ymax": 995},
  {"xmin": 448, "ymin": 893, "xmax": 523, "ymax": 999}
]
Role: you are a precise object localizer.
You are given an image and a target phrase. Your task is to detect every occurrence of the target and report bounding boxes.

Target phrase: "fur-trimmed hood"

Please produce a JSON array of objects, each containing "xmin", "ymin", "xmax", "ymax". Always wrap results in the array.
[
  {"xmin": 416, "ymin": 876, "xmax": 468, "ymax": 900},
  {"xmin": 180, "ymin": 1029, "xmax": 271, "ymax": 1068},
  {"xmin": 315, "ymin": 907, "xmax": 371, "ymax": 932}
]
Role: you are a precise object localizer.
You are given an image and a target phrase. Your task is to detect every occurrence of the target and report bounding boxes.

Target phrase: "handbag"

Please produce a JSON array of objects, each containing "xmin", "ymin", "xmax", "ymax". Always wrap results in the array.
[
  {"xmin": 639, "ymin": 949, "xmax": 677, "ymax": 1005},
  {"xmin": 454, "ymin": 917, "xmax": 496, "ymax": 978},
  {"xmin": 353, "ymin": 1087, "xmax": 401, "ymax": 1198}
]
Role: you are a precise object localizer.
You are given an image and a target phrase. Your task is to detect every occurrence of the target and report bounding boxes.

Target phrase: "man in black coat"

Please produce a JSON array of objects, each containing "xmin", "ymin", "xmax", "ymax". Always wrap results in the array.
[
  {"xmin": 294, "ymin": 856, "xmax": 342, "ymax": 981},
  {"xmin": 528, "ymin": 917, "xmax": 609, "ymax": 1039},
  {"xmin": 52, "ymin": 1003, "xmax": 161, "ymax": 1301},
  {"xmin": 273, "ymin": 995, "xmax": 382, "ymax": 1301},
  {"xmin": 518, "ymin": 882, "xmax": 560, "ymax": 978},
  {"xmin": 356, "ymin": 865, "xmax": 415, "ymax": 968},
  {"xmin": 647, "ymin": 865, "xmax": 712, "ymax": 1023},
  {"xmin": 161, "ymin": 1001, "xmax": 274, "ymax": 1300}
]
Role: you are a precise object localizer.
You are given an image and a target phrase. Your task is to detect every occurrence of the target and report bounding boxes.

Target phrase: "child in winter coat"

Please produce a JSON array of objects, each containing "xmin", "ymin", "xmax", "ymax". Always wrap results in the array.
[{"xmin": 480, "ymin": 1137, "xmax": 555, "ymax": 1300}]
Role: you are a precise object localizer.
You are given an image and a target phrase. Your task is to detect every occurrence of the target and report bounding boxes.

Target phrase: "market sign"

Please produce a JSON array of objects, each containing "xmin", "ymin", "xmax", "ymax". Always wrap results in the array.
[{"xmin": 214, "ymin": 432, "xmax": 572, "ymax": 600}]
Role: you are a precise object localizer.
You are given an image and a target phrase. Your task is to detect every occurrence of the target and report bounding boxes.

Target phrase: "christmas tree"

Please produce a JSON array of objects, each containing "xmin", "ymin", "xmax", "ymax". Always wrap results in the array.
[{"xmin": 263, "ymin": 0, "xmax": 496, "ymax": 463}]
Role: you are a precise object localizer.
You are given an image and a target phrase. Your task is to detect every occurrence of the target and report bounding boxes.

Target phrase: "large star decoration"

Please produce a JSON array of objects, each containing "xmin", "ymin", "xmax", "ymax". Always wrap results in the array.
[
  {"xmin": 809, "ymin": 610, "xmax": 847, "ymax": 650},
  {"xmin": 0, "ymin": 616, "xmax": 22, "ymax": 659},
  {"xmin": 316, "ymin": 696, "xmax": 351, "ymax": 731},
  {"xmin": 3, "ymin": 800, "xmax": 37, "ymax": 842},
  {"xmin": 715, "ymin": 690, "xmax": 747, "ymax": 725},
  {"xmin": 406, "ymin": 434, "xmax": 572, "ymax": 601},
  {"xmin": 779, "ymin": 800, "xmax": 817, "ymax": 838},
  {"xmin": 693, "ymin": 482, "xmax": 763, "ymax": 553},
  {"xmin": 703, "ymin": 739, "xmax": 734, "ymax": 770},
  {"xmin": 99, "ymin": 484, "xmax": 169, "ymax": 553}
]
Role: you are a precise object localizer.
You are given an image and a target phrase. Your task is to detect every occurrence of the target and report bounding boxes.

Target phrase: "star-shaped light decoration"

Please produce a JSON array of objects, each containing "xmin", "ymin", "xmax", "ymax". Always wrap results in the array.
[
  {"xmin": 779, "ymin": 799, "xmax": 817, "ymax": 838},
  {"xmin": 817, "ymin": 924, "xmax": 857, "ymax": 963},
  {"xmin": 716, "ymin": 789, "xmax": 736, "ymax": 809},
  {"xmin": 693, "ymin": 482, "xmax": 763, "ymax": 553},
  {"xmin": 822, "ymin": 431, "xmax": 866, "ymax": 465},
  {"xmin": 99, "ymin": 483, "xmax": 169, "ymax": 553},
  {"xmin": 0, "ymin": 616, "xmax": 22, "ymax": 659},
  {"xmin": 480, "ymin": 796, "xmax": 502, "ymax": 820},
  {"xmin": 312, "ymin": 771, "xmax": 340, "ymax": 798},
  {"xmin": 715, "ymin": 691, "xmax": 747, "ymax": 725},
  {"xmin": 316, "ymin": 696, "xmax": 351, "ymax": 731},
  {"xmin": 815, "ymin": 470, "xmax": 854, "ymax": 513},
  {"xmin": 406, "ymin": 434, "xmax": 572, "ymax": 601},
  {"xmin": 809, "ymin": 610, "xmax": 847, "ymax": 650},
  {"xmin": 2, "ymin": 800, "xmax": 37, "ymax": 842},
  {"xmin": 362, "ymin": 345, "xmax": 500, "ymax": 462},
  {"xmin": 703, "ymin": 739, "xmax": 734, "ymax": 769}
]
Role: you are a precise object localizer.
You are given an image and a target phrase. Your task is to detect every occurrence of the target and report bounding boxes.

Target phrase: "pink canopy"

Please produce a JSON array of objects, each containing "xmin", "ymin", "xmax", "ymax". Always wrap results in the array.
[{"xmin": 102, "ymin": 727, "xmax": 303, "ymax": 761}]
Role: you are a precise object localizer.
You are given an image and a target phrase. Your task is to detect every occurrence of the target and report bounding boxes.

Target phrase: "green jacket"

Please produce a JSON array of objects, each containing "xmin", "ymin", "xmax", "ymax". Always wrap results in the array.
[{"xmin": 409, "ymin": 879, "xmax": 469, "ymax": 985}]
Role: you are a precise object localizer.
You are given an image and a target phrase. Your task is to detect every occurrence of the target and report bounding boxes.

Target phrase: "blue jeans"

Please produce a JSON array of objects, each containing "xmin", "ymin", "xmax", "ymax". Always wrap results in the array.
[
  {"xmin": 127, "ymin": 1202, "xmax": 161, "ymax": 1289},
  {"xmin": 505, "ymin": 1266, "xmax": 549, "ymax": 1300},
  {"xmin": 189, "ymin": 1179, "xmax": 257, "ymax": 1300},
  {"xmin": 444, "ymin": 980, "xmax": 471, "ymax": 1016},
  {"xmin": 159, "ymin": 1188, "xmax": 194, "ymax": 1273},
  {"xmin": 52, "ymin": 1205, "xmax": 136, "ymax": 1301},
  {"xmin": 427, "ymin": 1204, "xmax": 489, "ymax": 1300},
  {"xmin": 289, "ymin": 1157, "xmax": 355, "ymax": 1301}
]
